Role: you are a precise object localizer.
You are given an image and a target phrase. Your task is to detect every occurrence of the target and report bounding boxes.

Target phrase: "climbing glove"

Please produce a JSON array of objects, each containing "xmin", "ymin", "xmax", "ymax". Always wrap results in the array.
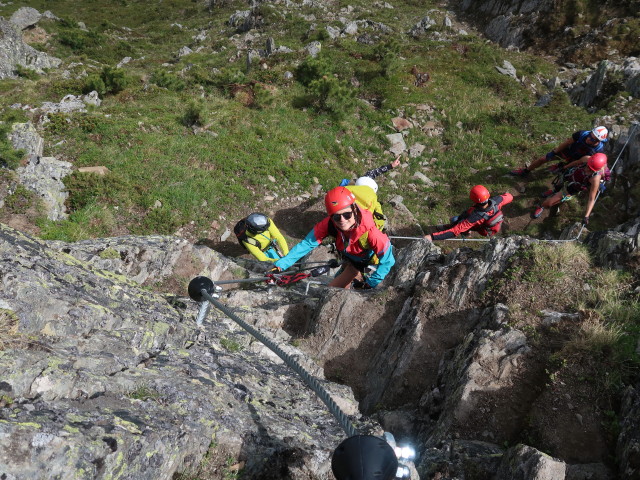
[{"xmin": 582, "ymin": 216, "xmax": 590, "ymax": 226}]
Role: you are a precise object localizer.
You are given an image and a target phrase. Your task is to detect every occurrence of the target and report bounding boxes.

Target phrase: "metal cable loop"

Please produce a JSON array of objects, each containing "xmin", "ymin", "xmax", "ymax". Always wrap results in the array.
[{"xmin": 200, "ymin": 289, "xmax": 359, "ymax": 438}]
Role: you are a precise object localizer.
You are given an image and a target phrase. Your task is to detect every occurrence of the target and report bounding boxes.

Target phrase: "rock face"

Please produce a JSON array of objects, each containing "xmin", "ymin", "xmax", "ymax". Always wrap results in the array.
[
  {"xmin": 0, "ymin": 18, "xmax": 61, "ymax": 79},
  {"xmin": 9, "ymin": 7, "xmax": 43, "ymax": 30},
  {"xmin": 0, "ymin": 224, "xmax": 358, "ymax": 479},
  {"xmin": 618, "ymin": 385, "xmax": 640, "ymax": 480},
  {"xmin": 457, "ymin": 0, "xmax": 553, "ymax": 49},
  {"xmin": 16, "ymin": 155, "xmax": 72, "ymax": 221},
  {"xmin": 9, "ymin": 122, "xmax": 44, "ymax": 158}
]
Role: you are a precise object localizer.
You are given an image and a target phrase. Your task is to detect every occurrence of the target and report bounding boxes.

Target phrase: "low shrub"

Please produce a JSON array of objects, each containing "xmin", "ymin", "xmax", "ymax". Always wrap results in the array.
[
  {"xmin": 64, "ymin": 172, "xmax": 130, "ymax": 212},
  {"xmin": 83, "ymin": 66, "xmax": 128, "ymax": 98},
  {"xmin": 3, "ymin": 184, "xmax": 39, "ymax": 214},
  {"xmin": 150, "ymin": 69, "xmax": 186, "ymax": 91},
  {"xmin": 182, "ymin": 100, "xmax": 207, "ymax": 127}
]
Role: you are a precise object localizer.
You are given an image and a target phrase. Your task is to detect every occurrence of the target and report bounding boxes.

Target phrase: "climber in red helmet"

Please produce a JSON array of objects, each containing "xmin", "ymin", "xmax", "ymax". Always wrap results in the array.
[
  {"xmin": 272, "ymin": 187, "xmax": 395, "ymax": 289},
  {"xmin": 510, "ymin": 126, "xmax": 608, "ymax": 177},
  {"xmin": 531, "ymin": 153, "xmax": 608, "ymax": 225},
  {"xmin": 424, "ymin": 185, "xmax": 513, "ymax": 241}
]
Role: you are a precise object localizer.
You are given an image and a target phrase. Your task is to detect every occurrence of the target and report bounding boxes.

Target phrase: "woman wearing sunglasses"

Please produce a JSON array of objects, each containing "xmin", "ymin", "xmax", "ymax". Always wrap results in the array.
[
  {"xmin": 273, "ymin": 187, "xmax": 395, "ymax": 289},
  {"xmin": 510, "ymin": 125, "xmax": 608, "ymax": 177}
]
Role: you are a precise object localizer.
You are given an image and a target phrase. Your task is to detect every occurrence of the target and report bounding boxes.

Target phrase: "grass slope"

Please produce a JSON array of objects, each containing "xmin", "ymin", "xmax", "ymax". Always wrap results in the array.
[{"xmin": 2, "ymin": 0, "xmax": 624, "ymax": 242}]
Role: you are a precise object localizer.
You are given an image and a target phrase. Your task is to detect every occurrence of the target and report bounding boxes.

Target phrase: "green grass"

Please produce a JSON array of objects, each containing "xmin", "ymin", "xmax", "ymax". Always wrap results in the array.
[
  {"xmin": 0, "ymin": 0, "xmax": 631, "ymax": 239},
  {"xmin": 126, "ymin": 384, "xmax": 162, "ymax": 401}
]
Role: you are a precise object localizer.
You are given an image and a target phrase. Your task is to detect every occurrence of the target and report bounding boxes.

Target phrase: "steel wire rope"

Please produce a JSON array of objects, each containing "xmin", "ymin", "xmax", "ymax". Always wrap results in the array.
[{"xmin": 198, "ymin": 287, "xmax": 359, "ymax": 438}]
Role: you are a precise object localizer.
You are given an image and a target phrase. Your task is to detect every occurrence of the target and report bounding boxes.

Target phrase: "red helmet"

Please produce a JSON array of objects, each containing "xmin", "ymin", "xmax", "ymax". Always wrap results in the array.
[
  {"xmin": 325, "ymin": 187, "xmax": 356, "ymax": 215},
  {"xmin": 587, "ymin": 153, "xmax": 607, "ymax": 171},
  {"xmin": 469, "ymin": 185, "xmax": 490, "ymax": 204}
]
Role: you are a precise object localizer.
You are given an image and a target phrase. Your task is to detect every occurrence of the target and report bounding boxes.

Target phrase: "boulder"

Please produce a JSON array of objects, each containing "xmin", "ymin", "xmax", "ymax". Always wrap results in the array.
[
  {"xmin": 571, "ymin": 61, "xmax": 609, "ymax": 108},
  {"xmin": 9, "ymin": 7, "xmax": 43, "ymax": 30},
  {"xmin": 496, "ymin": 444, "xmax": 566, "ymax": 480},
  {"xmin": 9, "ymin": 122, "xmax": 44, "ymax": 158},
  {"xmin": 0, "ymin": 18, "xmax": 61, "ymax": 79},
  {"xmin": 16, "ymin": 155, "xmax": 72, "ymax": 221}
]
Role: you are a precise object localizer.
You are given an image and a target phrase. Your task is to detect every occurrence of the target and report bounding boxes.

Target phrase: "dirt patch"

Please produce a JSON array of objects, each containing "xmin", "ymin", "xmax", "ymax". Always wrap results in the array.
[
  {"xmin": 477, "ymin": 246, "xmax": 621, "ymax": 464},
  {"xmin": 22, "ymin": 26, "xmax": 51, "ymax": 45},
  {"xmin": 285, "ymin": 287, "xmax": 406, "ymax": 404}
]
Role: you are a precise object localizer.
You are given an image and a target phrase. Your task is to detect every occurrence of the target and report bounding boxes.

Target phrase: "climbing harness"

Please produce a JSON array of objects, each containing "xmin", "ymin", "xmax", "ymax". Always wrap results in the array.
[
  {"xmin": 187, "ymin": 276, "xmax": 413, "ymax": 480},
  {"xmin": 390, "ymin": 122, "xmax": 639, "ymax": 245}
]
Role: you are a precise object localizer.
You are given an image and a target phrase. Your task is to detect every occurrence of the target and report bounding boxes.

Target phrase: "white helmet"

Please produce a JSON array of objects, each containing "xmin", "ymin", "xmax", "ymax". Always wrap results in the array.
[
  {"xmin": 591, "ymin": 126, "xmax": 608, "ymax": 141},
  {"xmin": 355, "ymin": 176, "xmax": 378, "ymax": 193}
]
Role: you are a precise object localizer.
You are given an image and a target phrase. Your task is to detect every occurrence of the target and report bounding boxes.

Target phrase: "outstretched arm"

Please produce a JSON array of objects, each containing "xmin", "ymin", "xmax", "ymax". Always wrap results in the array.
[
  {"xmin": 563, "ymin": 155, "xmax": 590, "ymax": 170},
  {"xmin": 363, "ymin": 156, "xmax": 401, "ymax": 179},
  {"xmin": 583, "ymin": 175, "xmax": 601, "ymax": 220}
]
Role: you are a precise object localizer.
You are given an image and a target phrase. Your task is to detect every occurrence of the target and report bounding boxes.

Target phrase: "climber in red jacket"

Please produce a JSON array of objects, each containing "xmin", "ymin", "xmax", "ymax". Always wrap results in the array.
[{"xmin": 425, "ymin": 185, "xmax": 513, "ymax": 241}]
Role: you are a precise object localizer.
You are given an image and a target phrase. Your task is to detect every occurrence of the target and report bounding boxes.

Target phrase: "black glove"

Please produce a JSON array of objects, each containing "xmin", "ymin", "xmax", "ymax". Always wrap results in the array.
[
  {"xmin": 351, "ymin": 279, "xmax": 372, "ymax": 290},
  {"xmin": 582, "ymin": 216, "xmax": 589, "ymax": 226}
]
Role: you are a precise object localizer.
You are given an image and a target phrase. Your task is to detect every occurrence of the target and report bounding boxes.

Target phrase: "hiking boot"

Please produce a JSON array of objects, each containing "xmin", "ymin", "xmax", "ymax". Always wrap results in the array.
[
  {"xmin": 509, "ymin": 167, "xmax": 529, "ymax": 177},
  {"xmin": 540, "ymin": 189, "xmax": 555, "ymax": 198},
  {"xmin": 531, "ymin": 206, "xmax": 544, "ymax": 219}
]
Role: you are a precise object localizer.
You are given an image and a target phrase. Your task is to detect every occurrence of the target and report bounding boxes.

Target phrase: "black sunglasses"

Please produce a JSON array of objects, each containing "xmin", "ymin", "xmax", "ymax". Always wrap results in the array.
[{"xmin": 332, "ymin": 211, "xmax": 353, "ymax": 222}]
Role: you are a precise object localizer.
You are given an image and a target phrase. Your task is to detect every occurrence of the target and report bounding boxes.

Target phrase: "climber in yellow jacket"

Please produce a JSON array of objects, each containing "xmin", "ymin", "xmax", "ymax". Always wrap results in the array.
[
  {"xmin": 339, "ymin": 157, "xmax": 401, "ymax": 231},
  {"xmin": 346, "ymin": 182, "xmax": 386, "ymax": 231},
  {"xmin": 233, "ymin": 213, "xmax": 289, "ymax": 263}
]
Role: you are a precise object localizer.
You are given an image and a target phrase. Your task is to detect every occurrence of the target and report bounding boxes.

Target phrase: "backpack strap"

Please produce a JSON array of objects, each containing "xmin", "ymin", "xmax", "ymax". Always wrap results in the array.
[{"xmin": 477, "ymin": 199, "xmax": 504, "ymax": 228}]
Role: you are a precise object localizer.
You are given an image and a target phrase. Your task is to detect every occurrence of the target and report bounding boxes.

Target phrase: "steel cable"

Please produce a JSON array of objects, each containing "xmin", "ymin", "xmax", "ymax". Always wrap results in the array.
[{"xmin": 199, "ymin": 288, "xmax": 359, "ymax": 438}]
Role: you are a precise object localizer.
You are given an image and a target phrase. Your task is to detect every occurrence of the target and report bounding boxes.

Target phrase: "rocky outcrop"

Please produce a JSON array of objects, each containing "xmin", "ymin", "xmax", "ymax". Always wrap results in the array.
[
  {"xmin": 15, "ymin": 155, "xmax": 72, "ymax": 221},
  {"xmin": 0, "ymin": 224, "xmax": 363, "ymax": 479},
  {"xmin": 456, "ymin": 0, "xmax": 553, "ymax": 49},
  {"xmin": 495, "ymin": 444, "xmax": 566, "ymax": 480},
  {"xmin": 0, "ymin": 18, "xmax": 61, "ymax": 79},
  {"xmin": 618, "ymin": 385, "xmax": 640, "ymax": 480},
  {"xmin": 8, "ymin": 122, "xmax": 44, "ymax": 158},
  {"xmin": 9, "ymin": 7, "xmax": 43, "ymax": 30},
  {"xmin": 570, "ymin": 60, "xmax": 609, "ymax": 108}
]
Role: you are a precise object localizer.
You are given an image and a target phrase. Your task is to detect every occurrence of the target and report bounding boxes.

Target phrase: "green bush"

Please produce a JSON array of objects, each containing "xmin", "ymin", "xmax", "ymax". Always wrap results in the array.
[
  {"xmin": 58, "ymin": 27, "xmax": 101, "ymax": 52},
  {"xmin": 373, "ymin": 39, "xmax": 401, "ymax": 77},
  {"xmin": 295, "ymin": 55, "xmax": 333, "ymax": 86},
  {"xmin": 306, "ymin": 75, "xmax": 356, "ymax": 118},
  {"xmin": 138, "ymin": 207, "xmax": 182, "ymax": 235},
  {"xmin": 14, "ymin": 65, "xmax": 40, "ymax": 80},
  {"xmin": 150, "ymin": 69, "xmax": 186, "ymax": 91},
  {"xmin": 45, "ymin": 113, "xmax": 71, "ymax": 135},
  {"xmin": 83, "ymin": 66, "xmax": 128, "ymax": 98},
  {"xmin": 182, "ymin": 100, "xmax": 207, "ymax": 127},
  {"xmin": 64, "ymin": 172, "xmax": 129, "ymax": 212},
  {"xmin": 214, "ymin": 68, "xmax": 246, "ymax": 88},
  {"xmin": 0, "ymin": 125, "xmax": 25, "ymax": 170},
  {"xmin": 252, "ymin": 83, "xmax": 274, "ymax": 109},
  {"xmin": 3, "ymin": 185, "xmax": 38, "ymax": 214}
]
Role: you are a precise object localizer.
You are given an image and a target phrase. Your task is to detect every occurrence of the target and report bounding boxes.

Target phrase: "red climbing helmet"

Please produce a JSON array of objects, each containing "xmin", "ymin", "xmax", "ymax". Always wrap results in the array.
[
  {"xmin": 325, "ymin": 187, "xmax": 356, "ymax": 215},
  {"xmin": 469, "ymin": 185, "xmax": 490, "ymax": 204},
  {"xmin": 587, "ymin": 153, "xmax": 607, "ymax": 172}
]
